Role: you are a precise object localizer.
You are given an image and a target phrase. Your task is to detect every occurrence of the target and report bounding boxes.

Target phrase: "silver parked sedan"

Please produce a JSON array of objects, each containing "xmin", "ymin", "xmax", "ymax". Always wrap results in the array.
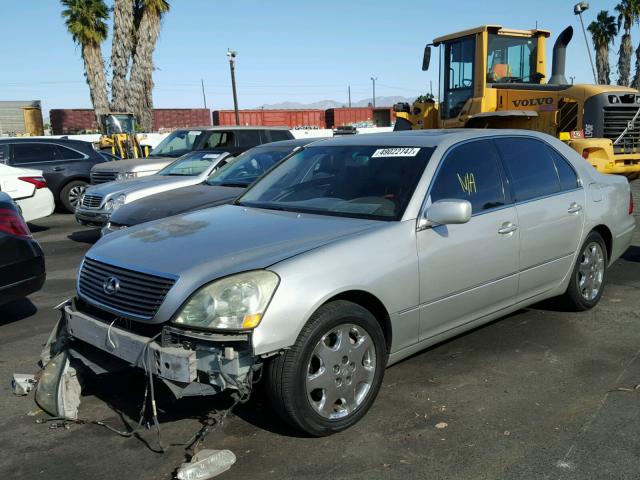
[{"xmin": 42, "ymin": 130, "xmax": 635, "ymax": 436}]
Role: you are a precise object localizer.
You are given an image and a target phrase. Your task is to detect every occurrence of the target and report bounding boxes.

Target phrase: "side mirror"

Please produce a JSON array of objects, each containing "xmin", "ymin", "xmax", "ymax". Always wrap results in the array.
[
  {"xmin": 422, "ymin": 45, "xmax": 432, "ymax": 71},
  {"xmin": 419, "ymin": 199, "xmax": 471, "ymax": 229}
]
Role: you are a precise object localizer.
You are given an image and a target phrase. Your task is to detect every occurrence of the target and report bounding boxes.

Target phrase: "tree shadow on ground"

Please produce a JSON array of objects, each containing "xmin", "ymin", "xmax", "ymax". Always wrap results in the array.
[{"xmin": 68, "ymin": 228, "xmax": 101, "ymax": 244}]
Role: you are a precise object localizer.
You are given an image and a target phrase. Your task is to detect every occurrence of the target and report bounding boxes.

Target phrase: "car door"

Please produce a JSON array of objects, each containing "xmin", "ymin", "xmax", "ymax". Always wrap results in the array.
[
  {"xmin": 417, "ymin": 138, "xmax": 519, "ymax": 341},
  {"xmin": 9, "ymin": 142, "xmax": 66, "ymax": 192},
  {"xmin": 494, "ymin": 137, "xmax": 585, "ymax": 300}
]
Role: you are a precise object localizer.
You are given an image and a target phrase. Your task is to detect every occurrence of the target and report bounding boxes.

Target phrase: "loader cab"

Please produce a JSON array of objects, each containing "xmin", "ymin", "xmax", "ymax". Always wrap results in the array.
[{"xmin": 424, "ymin": 26, "xmax": 549, "ymax": 122}]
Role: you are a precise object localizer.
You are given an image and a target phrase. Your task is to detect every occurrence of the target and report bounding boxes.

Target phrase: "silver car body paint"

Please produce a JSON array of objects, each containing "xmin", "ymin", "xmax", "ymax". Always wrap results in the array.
[{"xmin": 74, "ymin": 130, "xmax": 635, "ymax": 367}]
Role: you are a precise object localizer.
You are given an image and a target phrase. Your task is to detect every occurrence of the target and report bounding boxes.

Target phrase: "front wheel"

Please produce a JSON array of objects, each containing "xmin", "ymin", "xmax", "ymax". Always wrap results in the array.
[
  {"xmin": 265, "ymin": 300, "xmax": 387, "ymax": 436},
  {"xmin": 561, "ymin": 231, "xmax": 608, "ymax": 311}
]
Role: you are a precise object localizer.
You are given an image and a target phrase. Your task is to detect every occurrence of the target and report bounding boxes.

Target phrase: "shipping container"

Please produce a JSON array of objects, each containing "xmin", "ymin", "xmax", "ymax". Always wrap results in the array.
[
  {"xmin": 0, "ymin": 100, "xmax": 44, "ymax": 136},
  {"xmin": 212, "ymin": 109, "xmax": 325, "ymax": 128},
  {"xmin": 325, "ymin": 108, "xmax": 372, "ymax": 128},
  {"xmin": 50, "ymin": 109, "xmax": 97, "ymax": 135},
  {"xmin": 152, "ymin": 108, "xmax": 211, "ymax": 131}
]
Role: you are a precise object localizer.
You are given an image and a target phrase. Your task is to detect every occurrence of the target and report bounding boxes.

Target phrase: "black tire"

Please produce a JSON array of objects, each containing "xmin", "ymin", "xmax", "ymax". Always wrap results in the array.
[
  {"xmin": 562, "ymin": 230, "xmax": 608, "ymax": 311},
  {"xmin": 265, "ymin": 300, "xmax": 387, "ymax": 436},
  {"xmin": 59, "ymin": 180, "xmax": 87, "ymax": 213}
]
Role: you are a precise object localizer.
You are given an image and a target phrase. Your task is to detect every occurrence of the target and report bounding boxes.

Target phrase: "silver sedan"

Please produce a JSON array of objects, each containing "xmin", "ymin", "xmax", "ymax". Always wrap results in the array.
[{"xmin": 45, "ymin": 130, "xmax": 635, "ymax": 436}]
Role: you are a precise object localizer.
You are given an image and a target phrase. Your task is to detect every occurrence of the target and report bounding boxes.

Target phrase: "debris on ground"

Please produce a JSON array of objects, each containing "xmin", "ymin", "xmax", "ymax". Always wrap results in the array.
[
  {"xmin": 11, "ymin": 374, "xmax": 36, "ymax": 395},
  {"xmin": 435, "ymin": 422, "xmax": 448, "ymax": 429},
  {"xmin": 176, "ymin": 449, "xmax": 236, "ymax": 480}
]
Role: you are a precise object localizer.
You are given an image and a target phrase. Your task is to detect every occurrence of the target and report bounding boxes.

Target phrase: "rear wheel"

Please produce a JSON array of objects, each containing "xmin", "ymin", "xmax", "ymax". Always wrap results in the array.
[
  {"xmin": 60, "ymin": 180, "xmax": 87, "ymax": 213},
  {"xmin": 562, "ymin": 231, "xmax": 607, "ymax": 311},
  {"xmin": 265, "ymin": 300, "xmax": 386, "ymax": 436}
]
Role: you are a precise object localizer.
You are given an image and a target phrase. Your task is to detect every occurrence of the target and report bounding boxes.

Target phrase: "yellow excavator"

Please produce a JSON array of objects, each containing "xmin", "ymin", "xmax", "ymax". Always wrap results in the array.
[
  {"xmin": 97, "ymin": 113, "xmax": 148, "ymax": 159},
  {"xmin": 394, "ymin": 25, "xmax": 640, "ymax": 180}
]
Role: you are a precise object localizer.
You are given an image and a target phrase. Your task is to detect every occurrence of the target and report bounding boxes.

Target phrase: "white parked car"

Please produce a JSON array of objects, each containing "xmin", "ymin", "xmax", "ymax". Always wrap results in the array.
[
  {"xmin": 75, "ymin": 151, "xmax": 233, "ymax": 226},
  {"xmin": 0, "ymin": 164, "xmax": 55, "ymax": 221}
]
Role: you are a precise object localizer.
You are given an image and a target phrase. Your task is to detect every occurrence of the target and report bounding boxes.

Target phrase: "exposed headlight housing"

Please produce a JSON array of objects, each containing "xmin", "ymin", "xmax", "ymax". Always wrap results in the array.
[
  {"xmin": 113, "ymin": 193, "xmax": 126, "ymax": 210},
  {"xmin": 173, "ymin": 271, "xmax": 279, "ymax": 330},
  {"xmin": 116, "ymin": 172, "xmax": 137, "ymax": 181},
  {"xmin": 104, "ymin": 199, "xmax": 115, "ymax": 211}
]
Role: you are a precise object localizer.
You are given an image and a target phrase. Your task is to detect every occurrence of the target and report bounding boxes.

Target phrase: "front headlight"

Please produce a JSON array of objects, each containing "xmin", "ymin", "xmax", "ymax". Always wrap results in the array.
[
  {"xmin": 104, "ymin": 199, "xmax": 115, "ymax": 211},
  {"xmin": 173, "ymin": 271, "xmax": 279, "ymax": 330},
  {"xmin": 113, "ymin": 194, "xmax": 126, "ymax": 210}
]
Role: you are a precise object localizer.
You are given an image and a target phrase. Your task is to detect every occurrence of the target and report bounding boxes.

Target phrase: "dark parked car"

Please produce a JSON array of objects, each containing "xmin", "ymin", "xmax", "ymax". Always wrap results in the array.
[
  {"xmin": 0, "ymin": 192, "xmax": 45, "ymax": 305},
  {"xmin": 103, "ymin": 137, "xmax": 324, "ymax": 235},
  {"xmin": 90, "ymin": 126, "xmax": 295, "ymax": 184},
  {"xmin": 0, "ymin": 138, "xmax": 108, "ymax": 212}
]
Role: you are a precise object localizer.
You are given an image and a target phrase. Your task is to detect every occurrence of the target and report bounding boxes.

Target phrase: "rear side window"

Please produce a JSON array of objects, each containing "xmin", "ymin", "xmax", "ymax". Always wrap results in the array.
[
  {"xmin": 269, "ymin": 130, "xmax": 292, "ymax": 142},
  {"xmin": 494, "ymin": 137, "xmax": 560, "ymax": 202},
  {"xmin": 429, "ymin": 139, "xmax": 507, "ymax": 214},
  {"xmin": 12, "ymin": 143, "xmax": 59, "ymax": 164},
  {"xmin": 56, "ymin": 145, "xmax": 85, "ymax": 160},
  {"xmin": 0, "ymin": 144, "xmax": 8, "ymax": 164},
  {"xmin": 546, "ymin": 146, "xmax": 579, "ymax": 191},
  {"xmin": 235, "ymin": 130, "xmax": 261, "ymax": 148}
]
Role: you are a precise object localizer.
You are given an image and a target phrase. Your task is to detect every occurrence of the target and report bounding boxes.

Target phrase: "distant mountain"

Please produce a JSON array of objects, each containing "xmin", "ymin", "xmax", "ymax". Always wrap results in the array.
[{"xmin": 258, "ymin": 95, "xmax": 416, "ymax": 110}]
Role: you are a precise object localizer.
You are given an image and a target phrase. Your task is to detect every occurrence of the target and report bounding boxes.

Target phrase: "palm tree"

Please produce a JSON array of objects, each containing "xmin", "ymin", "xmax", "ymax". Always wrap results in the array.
[
  {"xmin": 61, "ymin": 0, "xmax": 110, "ymax": 119},
  {"xmin": 588, "ymin": 11, "xmax": 618, "ymax": 85},
  {"xmin": 615, "ymin": 0, "xmax": 640, "ymax": 86},
  {"xmin": 127, "ymin": 0, "xmax": 170, "ymax": 131},
  {"xmin": 110, "ymin": 0, "xmax": 135, "ymax": 112}
]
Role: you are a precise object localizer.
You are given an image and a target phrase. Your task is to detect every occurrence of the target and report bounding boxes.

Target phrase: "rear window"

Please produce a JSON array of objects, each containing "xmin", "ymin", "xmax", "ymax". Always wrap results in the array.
[
  {"xmin": 56, "ymin": 145, "xmax": 85, "ymax": 160},
  {"xmin": 269, "ymin": 130, "xmax": 292, "ymax": 142},
  {"xmin": 546, "ymin": 146, "xmax": 580, "ymax": 191},
  {"xmin": 494, "ymin": 137, "xmax": 560, "ymax": 202},
  {"xmin": 235, "ymin": 130, "xmax": 261, "ymax": 148}
]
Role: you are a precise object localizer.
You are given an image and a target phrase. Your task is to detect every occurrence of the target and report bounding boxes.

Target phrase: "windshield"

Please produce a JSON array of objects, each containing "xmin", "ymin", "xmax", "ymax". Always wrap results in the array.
[
  {"xmin": 487, "ymin": 34, "xmax": 538, "ymax": 83},
  {"xmin": 150, "ymin": 130, "xmax": 206, "ymax": 157},
  {"xmin": 206, "ymin": 145, "xmax": 294, "ymax": 187},
  {"xmin": 238, "ymin": 145, "xmax": 434, "ymax": 220},
  {"xmin": 157, "ymin": 151, "xmax": 226, "ymax": 176}
]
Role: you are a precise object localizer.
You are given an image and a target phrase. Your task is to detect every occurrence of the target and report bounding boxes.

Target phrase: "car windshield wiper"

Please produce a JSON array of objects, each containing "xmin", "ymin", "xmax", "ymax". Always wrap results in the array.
[
  {"xmin": 210, "ymin": 181, "xmax": 250, "ymax": 187},
  {"xmin": 236, "ymin": 201, "xmax": 286, "ymax": 211}
]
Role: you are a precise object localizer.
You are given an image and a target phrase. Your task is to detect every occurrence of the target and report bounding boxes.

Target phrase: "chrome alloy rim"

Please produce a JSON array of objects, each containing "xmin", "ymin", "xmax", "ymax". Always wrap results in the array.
[
  {"xmin": 578, "ymin": 241, "xmax": 605, "ymax": 301},
  {"xmin": 305, "ymin": 323, "xmax": 376, "ymax": 420},
  {"xmin": 69, "ymin": 185, "xmax": 86, "ymax": 207}
]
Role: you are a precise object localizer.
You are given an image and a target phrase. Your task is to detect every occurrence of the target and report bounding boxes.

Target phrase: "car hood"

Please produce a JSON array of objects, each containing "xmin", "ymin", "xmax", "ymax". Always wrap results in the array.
[
  {"xmin": 86, "ymin": 175, "xmax": 198, "ymax": 197},
  {"xmin": 91, "ymin": 156, "xmax": 173, "ymax": 173},
  {"xmin": 108, "ymin": 184, "xmax": 245, "ymax": 226},
  {"xmin": 90, "ymin": 204, "xmax": 382, "ymax": 285}
]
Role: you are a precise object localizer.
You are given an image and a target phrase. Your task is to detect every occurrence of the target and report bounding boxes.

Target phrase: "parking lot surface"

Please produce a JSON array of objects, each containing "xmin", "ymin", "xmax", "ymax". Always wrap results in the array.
[{"xmin": 1, "ymin": 182, "xmax": 639, "ymax": 480}]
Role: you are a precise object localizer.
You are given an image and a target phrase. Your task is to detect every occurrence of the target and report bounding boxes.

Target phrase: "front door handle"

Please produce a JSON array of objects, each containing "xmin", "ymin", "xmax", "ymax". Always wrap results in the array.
[
  {"xmin": 568, "ymin": 202, "xmax": 583, "ymax": 214},
  {"xmin": 498, "ymin": 222, "xmax": 518, "ymax": 235}
]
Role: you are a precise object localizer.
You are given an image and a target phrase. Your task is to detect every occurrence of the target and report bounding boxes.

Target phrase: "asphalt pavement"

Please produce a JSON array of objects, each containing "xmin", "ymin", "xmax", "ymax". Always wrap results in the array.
[{"xmin": 0, "ymin": 181, "xmax": 638, "ymax": 480}]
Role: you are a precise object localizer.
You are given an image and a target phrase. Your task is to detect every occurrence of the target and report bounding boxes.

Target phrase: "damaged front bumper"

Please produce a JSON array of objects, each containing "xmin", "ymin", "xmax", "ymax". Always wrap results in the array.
[{"xmin": 42, "ymin": 300, "xmax": 258, "ymax": 400}]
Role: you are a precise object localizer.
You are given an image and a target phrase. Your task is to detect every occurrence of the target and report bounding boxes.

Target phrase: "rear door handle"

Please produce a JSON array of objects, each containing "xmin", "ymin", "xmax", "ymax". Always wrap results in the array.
[
  {"xmin": 52, "ymin": 166, "xmax": 65, "ymax": 171},
  {"xmin": 568, "ymin": 202, "xmax": 583, "ymax": 214},
  {"xmin": 498, "ymin": 222, "xmax": 518, "ymax": 235}
]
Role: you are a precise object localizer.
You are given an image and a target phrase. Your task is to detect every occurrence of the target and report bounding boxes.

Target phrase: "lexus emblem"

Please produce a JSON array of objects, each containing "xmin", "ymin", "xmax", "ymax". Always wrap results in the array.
[{"xmin": 103, "ymin": 276, "xmax": 120, "ymax": 295}]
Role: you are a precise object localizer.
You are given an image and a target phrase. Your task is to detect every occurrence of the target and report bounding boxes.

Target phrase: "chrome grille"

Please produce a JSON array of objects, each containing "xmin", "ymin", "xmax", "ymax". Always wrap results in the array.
[
  {"xmin": 78, "ymin": 257, "xmax": 176, "ymax": 320},
  {"xmin": 603, "ymin": 106, "xmax": 640, "ymax": 153},
  {"xmin": 81, "ymin": 194, "xmax": 103, "ymax": 209},
  {"xmin": 91, "ymin": 171, "xmax": 118, "ymax": 184}
]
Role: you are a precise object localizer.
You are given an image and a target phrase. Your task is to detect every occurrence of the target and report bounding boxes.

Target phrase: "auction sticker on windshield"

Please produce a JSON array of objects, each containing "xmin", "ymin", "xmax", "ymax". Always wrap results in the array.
[{"xmin": 372, "ymin": 147, "xmax": 421, "ymax": 158}]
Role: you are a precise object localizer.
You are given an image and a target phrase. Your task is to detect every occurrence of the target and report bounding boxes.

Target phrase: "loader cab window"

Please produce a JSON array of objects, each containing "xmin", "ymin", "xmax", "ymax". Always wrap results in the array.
[
  {"xmin": 487, "ymin": 34, "xmax": 538, "ymax": 84},
  {"xmin": 440, "ymin": 35, "xmax": 475, "ymax": 120}
]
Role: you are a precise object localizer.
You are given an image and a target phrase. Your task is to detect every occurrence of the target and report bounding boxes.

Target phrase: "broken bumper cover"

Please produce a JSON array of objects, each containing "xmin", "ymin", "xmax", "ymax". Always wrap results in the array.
[
  {"xmin": 75, "ymin": 208, "xmax": 111, "ymax": 227},
  {"xmin": 48, "ymin": 301, "xmax": 256, "ymax": 397}
]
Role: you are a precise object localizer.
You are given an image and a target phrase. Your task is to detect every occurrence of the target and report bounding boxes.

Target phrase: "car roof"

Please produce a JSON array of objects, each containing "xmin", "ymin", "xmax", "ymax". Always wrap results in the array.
[
  {"xmin": 0, "ymin": 137, "xmax": 94, "ymax": 147},
  {"xmin": 254, "ymin": 137, "xmax": 329, "ymax": 148},
  {"xmin": 174, "ymin": 125, "xmax": 292, "ymax": 131}
]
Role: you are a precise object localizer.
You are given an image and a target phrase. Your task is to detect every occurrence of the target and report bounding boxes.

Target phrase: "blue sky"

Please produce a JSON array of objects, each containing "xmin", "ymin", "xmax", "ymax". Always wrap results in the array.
[{"xmin": 0, "ymin": 0, "xmax": 631, "ymax": 117}]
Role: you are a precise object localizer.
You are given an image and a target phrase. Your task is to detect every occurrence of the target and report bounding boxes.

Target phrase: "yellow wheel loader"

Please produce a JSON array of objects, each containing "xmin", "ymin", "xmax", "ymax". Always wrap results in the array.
[
  {"xmin": 97, "ymin": 113, "xmax": 148, "ymax": 159},
  {"xmin": 394, "ymin": 25, "xmax": 640, "ymax": 180}
]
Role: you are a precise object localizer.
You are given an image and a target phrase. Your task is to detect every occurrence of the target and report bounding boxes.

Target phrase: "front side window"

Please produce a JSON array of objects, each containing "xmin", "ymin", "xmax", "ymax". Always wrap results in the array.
[
  {"xmin": 239, "ymin": 145, "xmax": 434, "ymax": 220},
  {"xmin": 494, "ymin": 137, "xmax": 561, "ymax": 202},
  {"xmin": 487, "ymin": 34, "xmax": 538, "ymax": 83},
  {"xmin": 207, "ymin": 146, "xmax": 294, "ymax": 187},
  {"xmin": 269, "ymin": 130, "xmax": 292, "ymax": 142},
  {"xmin": 158, "ymin": 151, "xmax": 223, "ymax": 176},
  {"xmin": 440, "ymin": 35, "xmax": 475, "ymax": 120},
  {"xmin": 429, "ymin": 139, "xmax": 506, "ymax": 214},
  {"xmin": 150, "ymin": 130, "xmax": 204, "ymax": 157},
  {"xmin": 12, "ymin": 143, "xmax": 59, "ymax": 164},
  {"xmin": 203, "ymin": 132, "xmax": 233, "ymax": 149}
]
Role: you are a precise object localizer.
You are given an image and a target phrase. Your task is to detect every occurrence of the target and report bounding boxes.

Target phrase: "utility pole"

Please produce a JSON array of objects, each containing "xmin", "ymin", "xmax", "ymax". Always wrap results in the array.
[
  {"xmin": 370, "ymin": 76, "xmax": 377, "ymax": 109},
  {"xmin": 201, "ymin": 79, "xmax": 207, "ymax": 109},
  {"xmin": 227, "ymin": 49, "xmax": 240, "ymax": 125},
  {"xmin": 570, "ymin": 75, "xmax": 576, "ymax": 84},
  {"xmin": 574, "ymin": 2, "xmax": 598, "ymax": 84},
  {"xmin": 348, "ymin": 85, "xmax": 351, "ymax": 108}
]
